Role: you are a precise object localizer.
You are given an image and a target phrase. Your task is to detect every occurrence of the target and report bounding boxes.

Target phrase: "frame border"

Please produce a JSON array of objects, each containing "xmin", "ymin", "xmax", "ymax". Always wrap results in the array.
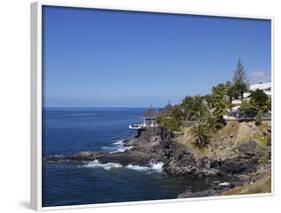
[
  {"xmin": 31, "ymin": 2, "xmax": 42, "ymax": 211},
  {"xmin": 31, "ymin": 1, "xmax": 274, "ymax": 211}
]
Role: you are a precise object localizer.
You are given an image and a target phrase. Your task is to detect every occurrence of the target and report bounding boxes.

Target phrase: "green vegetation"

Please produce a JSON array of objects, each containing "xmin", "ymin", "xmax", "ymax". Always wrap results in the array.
[
  {"xmin": 254, "ymin": 124, "xmax": 271, "ymax": 166},
  {"xmin": 210, "ymin": 83, "xmax": 228, "ymax": 120},
  {"xmin": 181, "ymin": 96, "xmax": 207, "ymax": 121},
  {"xmin": 157, "ymin": 104, "xmax": 182, "ymax": 131},
  {"xmin": 239, "ymin": 89, "xmax": 271, "ymax": 123},
  {"xmin": 191, "ymin": 123, "xmax": 211, "ymax": 148},
  {"xmin": 250, "ymin": 89, "xmax": 270, "ymax": 111},
  {"xmin": 239, "ymin": 100, "xmax": 254, "ymax": 117},
  {"xmin": 157, "ymin": 116, "xmax": 181, "ymax": 131},
  {"xmin": 190, "ymin": 114, "xmax": 217, "ymax": 149},
  {"xmin": 255, "ymin": 110, "xmax": 263, "ymax": 126},
  {"xmin": 225, "ymin": 81, "xmax": 237, "ymax": 112},
  {"xmin": 223, "ymin": 176, "xmax": 271, "ymax": 195},
  {"xmin": 232, "ymin": 59, "xmax": 249, "ymax": 100},
  {"xmin": 157, "ymin": 59, "xmax": 270, "ymax": 149},
  {"xmin": 257, "ymin": 144, "xmax": 270, "ymax": 166}
]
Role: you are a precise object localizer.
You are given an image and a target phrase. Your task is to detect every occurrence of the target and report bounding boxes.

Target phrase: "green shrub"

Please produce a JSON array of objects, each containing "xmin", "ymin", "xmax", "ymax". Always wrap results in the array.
[
  {"xmin": 158, "ymin": 116, "xmax": 181, "ymax": 131},
  {"xmin": 192, "ymin": 123, "xmax": 211, "ymax": 148},
  {"xmin": 255, "ymin": 110, "xmax": 263, "ymax": 126}
]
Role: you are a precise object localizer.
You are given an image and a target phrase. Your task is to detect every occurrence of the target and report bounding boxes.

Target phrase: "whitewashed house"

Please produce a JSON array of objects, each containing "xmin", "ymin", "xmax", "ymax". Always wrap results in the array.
[{"xmin": 232, "ymin": 82, "xmax": 271, "ymax": 106}]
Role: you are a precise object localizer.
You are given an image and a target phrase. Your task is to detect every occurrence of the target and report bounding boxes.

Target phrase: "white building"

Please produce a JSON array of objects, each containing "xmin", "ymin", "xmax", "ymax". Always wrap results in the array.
[
  {"xmin": 248, "ymin": 82, "xmax": 271, "ymax": 96},
  {"xmin": 232, "ymin": 82, "xmax": 271, "ymax": 106},
  {"xmin": 129, "ymin": 104, "xmax": 172, "ymax": 129}
]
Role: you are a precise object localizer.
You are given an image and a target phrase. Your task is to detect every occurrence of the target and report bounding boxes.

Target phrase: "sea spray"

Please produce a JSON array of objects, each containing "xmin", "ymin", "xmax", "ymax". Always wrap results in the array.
[
  {"xmin": 80, "ymin": 160, "xmax": 122, "ymax": 170},
  {"xmin": 126, "ymin": 162, "xmax": 164, "ymax": 172},
  {"xmin": 102, "ymin": 139, "xmax": 133, "ymax": 153},
  {"xmin": 113, "ymin": 139, "xmax": 125, "ymax": 145},
  {"xmin": 80, "ymin": 160, "xmax": 164, "ymax": 172}
]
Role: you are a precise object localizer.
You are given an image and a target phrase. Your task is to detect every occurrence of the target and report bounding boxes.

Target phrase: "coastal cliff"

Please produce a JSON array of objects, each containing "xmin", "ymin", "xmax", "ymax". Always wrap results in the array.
[
  {"xmin": 47, "ymin": 120, "xmax": 271, "ymax": 197},
  {"xmin": 167, "ymin": 120, "xmax": 271, "ymax": 197}
]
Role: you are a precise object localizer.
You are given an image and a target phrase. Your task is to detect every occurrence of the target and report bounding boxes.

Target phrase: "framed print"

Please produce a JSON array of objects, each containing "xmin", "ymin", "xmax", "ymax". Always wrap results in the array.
[{"xmin": 31, "ymin": 1, "xmax": 273, "ymax": 210}]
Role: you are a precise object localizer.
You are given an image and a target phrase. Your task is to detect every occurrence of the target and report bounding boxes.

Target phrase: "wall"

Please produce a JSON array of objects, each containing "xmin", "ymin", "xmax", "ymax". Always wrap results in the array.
[{"xmin": 0, "ymin": 0, "xmax": 280, "ymax": 213}]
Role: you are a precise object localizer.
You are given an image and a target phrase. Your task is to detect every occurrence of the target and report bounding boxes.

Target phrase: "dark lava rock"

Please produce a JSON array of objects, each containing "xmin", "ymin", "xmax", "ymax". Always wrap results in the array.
[
  {"xmin": 70, "ymin": 151, "xmax": 101, "ymax": 161},
  {"xmin": 178, "ymin": 189, "xmax": 217, "ymax": 198},
  {"xmin": 197, "ymin": 157, "xmax": 211, "ymax": 170},
  {"xmin": 178, "ymin": 180, "xmax": 238, "ymax": 198},
  {"xmin": 219, "ymin": 158, "xmax": 258, "ymax": 175},
  {"xmin": 196, "ymin": 157, "xmax": 219, "ymax": 176},
  {"xmin": 46, "ymin": 154, "xmax": 66, "ymax": 162},
  {"xmin": 137, "ymin": 127, "xmax": 169, "ymax": 143},
  {"xmin": 237, "ymin": 141, "xmax": 257, "ymax": 158},
  {"xmin": 164, "ymin": 150, "xmax": 197, "ymax": 176},
  {"xmin": 98, "ymin": 151, "xmax": 163, "ymax": 166},
  {"xmin": 46, "ymin": 128, "xmax": 261, "ymax": 183}
]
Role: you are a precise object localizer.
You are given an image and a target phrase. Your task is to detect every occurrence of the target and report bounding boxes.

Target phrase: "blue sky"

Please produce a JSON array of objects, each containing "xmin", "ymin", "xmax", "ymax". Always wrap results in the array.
[{"xmin": 43, "ymin": 6, "xmax": 271, "ymax": 107}]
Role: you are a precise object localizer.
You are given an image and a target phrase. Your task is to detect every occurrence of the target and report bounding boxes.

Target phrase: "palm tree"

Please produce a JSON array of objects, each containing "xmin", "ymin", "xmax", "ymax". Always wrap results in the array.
[
  {"xmin": 211, "ymin": 83, "xmax": 227, "ymax": 120},
  {"xmin": 225, "ymin": 81, "xmax": 238, "ymax": 113},
  {"xmin": 192, "ymin": 123, "xmax": 211, "ymax": 148}
]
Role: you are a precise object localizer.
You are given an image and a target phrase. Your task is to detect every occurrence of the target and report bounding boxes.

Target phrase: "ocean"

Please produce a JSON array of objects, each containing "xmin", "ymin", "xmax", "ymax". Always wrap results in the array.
[{"xmin": 42, "ymin": 108, "xmax": 217, "ymax": 207}]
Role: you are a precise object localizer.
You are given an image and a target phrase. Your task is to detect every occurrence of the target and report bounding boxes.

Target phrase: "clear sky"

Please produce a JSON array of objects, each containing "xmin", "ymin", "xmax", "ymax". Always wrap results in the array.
[{"xmin": 42, "ymin": 6, "xmax": 271, "ymax": 107}]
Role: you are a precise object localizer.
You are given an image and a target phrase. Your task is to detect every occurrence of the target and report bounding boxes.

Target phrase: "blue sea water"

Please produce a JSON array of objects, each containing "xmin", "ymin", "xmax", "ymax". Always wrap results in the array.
[{"xmin": 42, "ymin": 108, "xmax": 217, "ymax": 207}]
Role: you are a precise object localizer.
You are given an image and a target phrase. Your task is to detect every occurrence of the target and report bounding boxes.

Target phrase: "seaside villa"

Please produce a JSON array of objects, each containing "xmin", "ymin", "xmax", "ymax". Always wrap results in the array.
[
  {"xmin": 130, "ymin": 82, "xmax": 272, "ymax": 129},
  {"xmin": 224, "ymin": 81, "xmax": 272, "ymax": 120},
  {"xmin": 232, "ymin": 81, "xmax": 271, "ymax": 107},
  {"xmin": 129, "ymin": 104, "xmax": 173, "ymax": 129}
]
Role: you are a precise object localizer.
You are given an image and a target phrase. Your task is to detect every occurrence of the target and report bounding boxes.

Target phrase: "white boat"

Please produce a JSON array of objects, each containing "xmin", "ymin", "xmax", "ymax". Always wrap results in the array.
[{"xmin": 129, "ymin": 123, "xmax": 144, "ymax": 129}]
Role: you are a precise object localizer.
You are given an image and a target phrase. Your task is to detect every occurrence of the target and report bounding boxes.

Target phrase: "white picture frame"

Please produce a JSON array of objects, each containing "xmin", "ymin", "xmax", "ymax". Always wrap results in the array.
[{"xmin": 31, "ymin": 1, "xmax": 274, "ymax": 211}]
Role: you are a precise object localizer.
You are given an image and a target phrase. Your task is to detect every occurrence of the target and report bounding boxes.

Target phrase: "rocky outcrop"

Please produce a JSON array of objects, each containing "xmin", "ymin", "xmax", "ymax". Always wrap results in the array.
[
  {"xmin": 236, "ymin": 140, "xmax": 257, "ymax": 158},
  {"xmin": 47, "ymin": 128, "xmax": 260, "ymax": 179},
  {"xmin": 46, "ymin": 122, "xmax": 271, "ymax": 198},
  {"xmin": 177, "ymin": 140, "xmax": 263, "ymax": 198},
  {"xmin": 162, "ymin": 140, "xmax": 259, "ymax": 177},
  {"xmin": 164, "ymin": 150, "xmax": 197, "ymax": 176},
  {"xmin": 47, "ymin": 127, "xmax": 170, "ymax": 167},
  {"xmin": 209, "ymin": 141, "xmax": 258, "ymax": 176},
  {"xmin": 135, "ymin": 127, "xmax": 169, "ymax": 142},
  {"xmin": 164, "ymin": 154, "xmax": 217, "ymax": 177}
]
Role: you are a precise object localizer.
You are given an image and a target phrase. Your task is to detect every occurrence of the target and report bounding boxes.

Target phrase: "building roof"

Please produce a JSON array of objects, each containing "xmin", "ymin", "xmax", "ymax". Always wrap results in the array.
[
  {"xmin": 158, "ymin": 104, "xmax": 173, "ymax": 117},
  {"xmin": 143, "ymin": 103, "xmax": 174, "ymax": 118},
  {"xmin": 163, "ymin": 103, "xmax": 173, "ymax": 109},
  {"xmin": 232, "ymin": 81, "xmax": 272, "ymax": 105},
  {"xmin": 243, "ymin": 82, "xmax": 272, "ymax": 97},
  {"xmin": 143, "ymin": 108, "xmax": 159, "ymax": 118},
  {"xmin": 250, "ymin": 82, "xmax": 271, "ymax": 91}
]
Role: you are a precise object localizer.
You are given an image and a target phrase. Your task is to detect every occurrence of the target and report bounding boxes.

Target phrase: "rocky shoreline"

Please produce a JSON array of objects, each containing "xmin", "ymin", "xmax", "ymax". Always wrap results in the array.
[{"xmin": 47, "ymin": 122, "xmax": 271, "ymax": 198}]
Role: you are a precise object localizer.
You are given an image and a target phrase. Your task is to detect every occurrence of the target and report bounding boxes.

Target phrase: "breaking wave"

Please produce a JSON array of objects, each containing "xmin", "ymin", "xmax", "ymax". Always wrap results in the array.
[
  {"xmin": 80, "ymin": 160, "xmax": 122, "ymax": 170},
  {"xmin": 110, "ymin": 146, "xmax": 133, "ymax": 153},
  {"xmin": 80, "ymin": 160, "xmax": 163, "ymax": 173},
  {"xmin": 113, "ymin": 139, "xmax": 125, "ymax": 145},
  {"xmin": 126, "ymin": 162, "xmax": 163, "ymax": 172},
  {"xmin": 101, "ymin": 139, "xmax": 132, "ymax": 153}
]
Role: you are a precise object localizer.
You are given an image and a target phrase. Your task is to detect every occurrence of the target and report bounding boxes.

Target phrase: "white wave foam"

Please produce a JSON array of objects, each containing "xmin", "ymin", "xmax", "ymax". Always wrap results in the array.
[
  {"xmin": 149, "ymin": 162, "xmax": 164, "ymax": 171},
  {"xmin": 219, "ymin": 182, "xmax": 230, "ymax": 186},
  {"xmin": 101, "ymin": 146, "xmax": 116, "ymax": 151},
  {"xmin": 113, "ymin": 139, "xmax": 125, "ymax": 145},
  {"xmin": 126, "ymin": 162, "xmax": 163, "ymax": 172},
  {"xmin": 81, "ymin": 160, "xmax": 122, "ymax": 170},
  {"xmin": 101, "ymin": 139, "xmax": 131, "ymax": 153},
  {"xmin": 108, "ymin": 139, "xmax": 133, "ymax": 153},
  {"xmin": 110, "ymin": 146, "xmax": 133, "ymax": 153},
  {"xmin": 80, "ymin": 160, "xmax": 163, "ymax": 172}
]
